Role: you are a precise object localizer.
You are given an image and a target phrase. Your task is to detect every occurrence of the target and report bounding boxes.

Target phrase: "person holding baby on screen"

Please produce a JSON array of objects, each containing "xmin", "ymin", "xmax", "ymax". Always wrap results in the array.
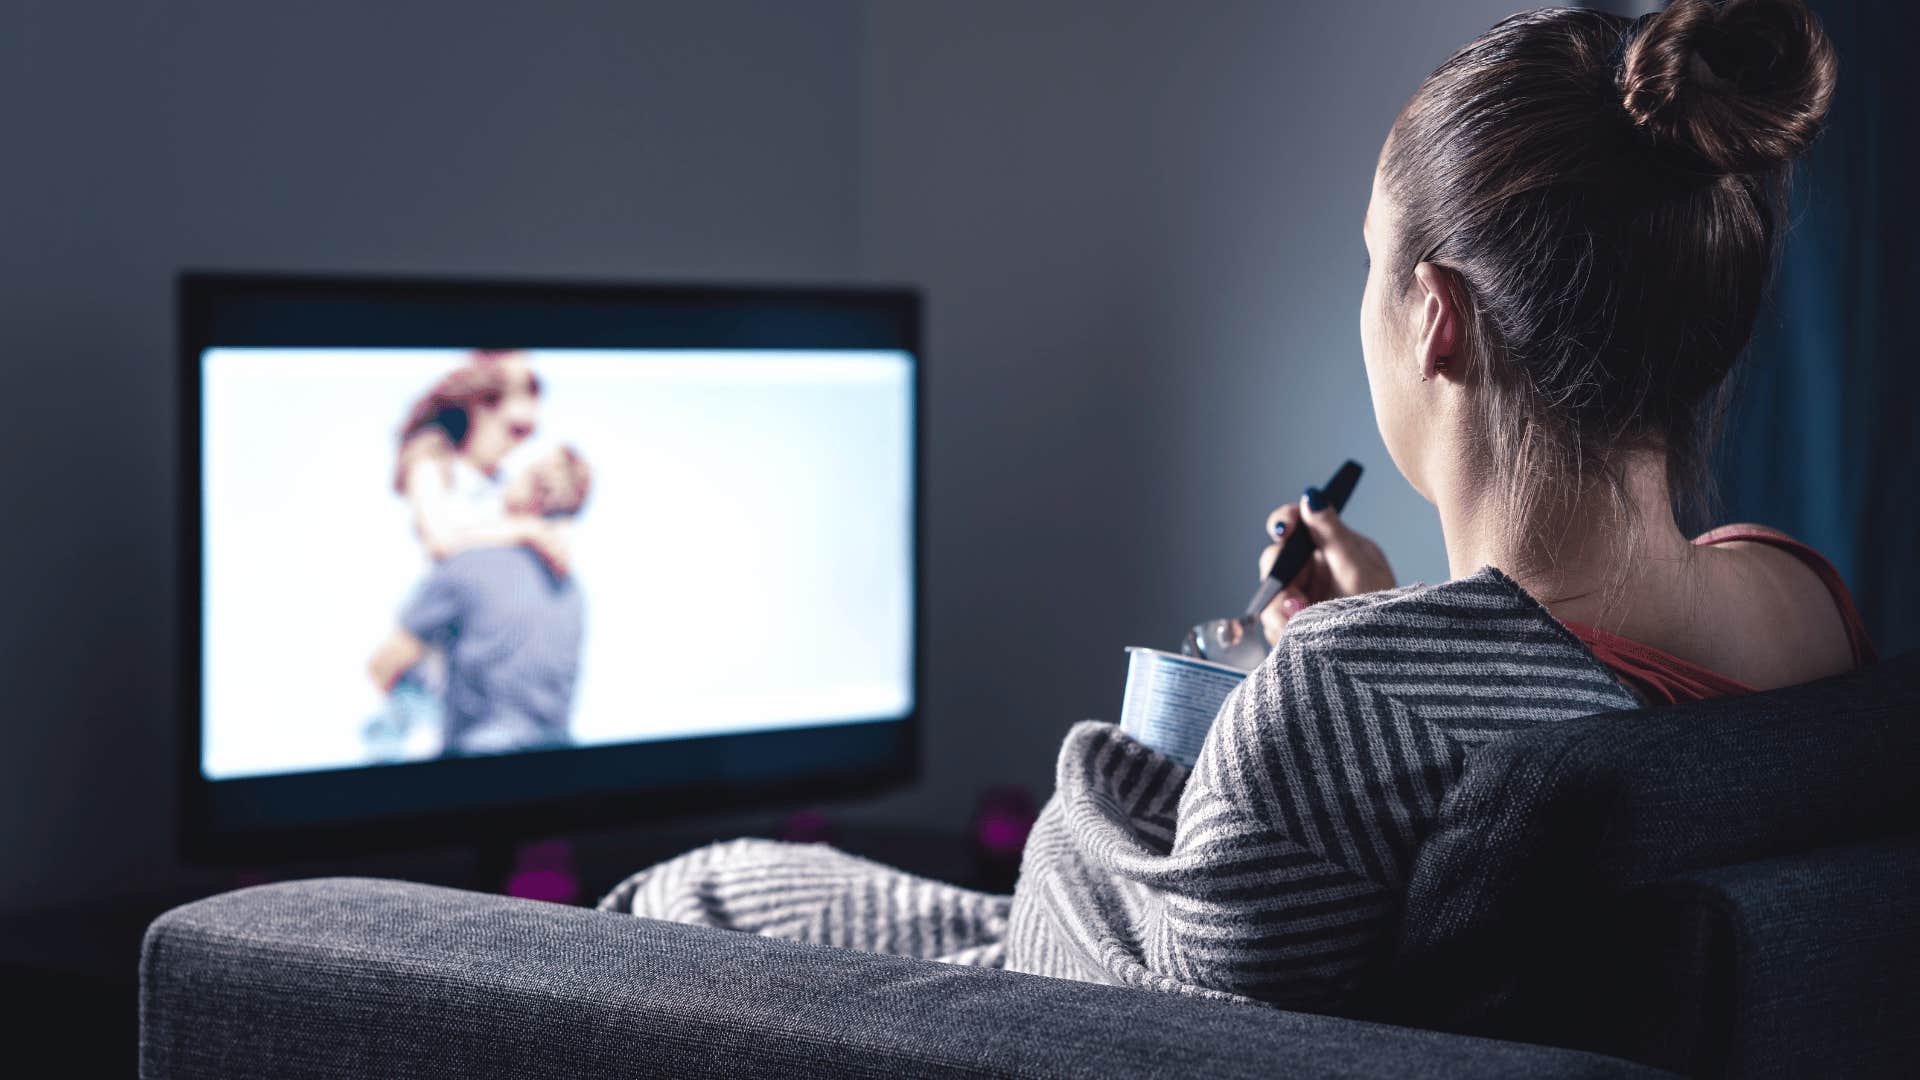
[{"xmin": 365, "ymin": 350, "xmax": 595, "ymax": 759}]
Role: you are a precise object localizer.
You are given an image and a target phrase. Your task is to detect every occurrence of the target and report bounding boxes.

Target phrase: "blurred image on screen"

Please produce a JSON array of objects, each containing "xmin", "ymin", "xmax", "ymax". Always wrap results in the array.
[{"xmin": 200, "ymin": 346, "xmax": 914, "ymax": 780}]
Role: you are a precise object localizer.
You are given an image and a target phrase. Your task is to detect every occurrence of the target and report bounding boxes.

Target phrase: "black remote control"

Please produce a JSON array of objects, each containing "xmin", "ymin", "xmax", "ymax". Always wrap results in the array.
[{"xmin": 1242, "ymin": 460, "xmax": 1364, "ymax": 617}]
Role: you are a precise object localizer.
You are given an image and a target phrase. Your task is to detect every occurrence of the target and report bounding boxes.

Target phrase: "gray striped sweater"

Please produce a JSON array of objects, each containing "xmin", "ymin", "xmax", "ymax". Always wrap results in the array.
[{"xmin": 599, "ymin": 567, "xmax": 1639, "ymax": 1010}]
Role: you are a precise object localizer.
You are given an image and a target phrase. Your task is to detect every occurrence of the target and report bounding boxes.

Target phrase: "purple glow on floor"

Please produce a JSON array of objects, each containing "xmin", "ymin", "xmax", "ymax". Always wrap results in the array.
[
  {"xmin": 505, "ymin": 838, "xmax": 580, "ymax": 904},
  {"xmin": 505, "ymin": 866, "xmax": 580, "ymax": 905},
  {"xmin": 975, "ymin": 813, "xmax": 1030, "ymax": 855}
]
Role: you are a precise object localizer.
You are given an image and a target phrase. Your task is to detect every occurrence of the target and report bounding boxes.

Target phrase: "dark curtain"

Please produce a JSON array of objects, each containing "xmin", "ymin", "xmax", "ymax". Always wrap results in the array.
[{"xmin": 1715, "ymin": 0, "xmax": 1919, "ymax": 656}]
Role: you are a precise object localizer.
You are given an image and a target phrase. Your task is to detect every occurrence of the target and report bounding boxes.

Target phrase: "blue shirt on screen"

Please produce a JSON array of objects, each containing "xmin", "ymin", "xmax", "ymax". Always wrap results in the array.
[{"xmin": 400, "ymin": 546, "xmax": 585, "ymax": 755}]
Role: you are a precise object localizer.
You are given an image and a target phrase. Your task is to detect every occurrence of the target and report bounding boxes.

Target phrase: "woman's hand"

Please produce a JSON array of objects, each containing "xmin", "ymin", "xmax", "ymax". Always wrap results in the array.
[{"xmin": 1257, "ymin": 490, "xmax": 1395, "ymax": 644}]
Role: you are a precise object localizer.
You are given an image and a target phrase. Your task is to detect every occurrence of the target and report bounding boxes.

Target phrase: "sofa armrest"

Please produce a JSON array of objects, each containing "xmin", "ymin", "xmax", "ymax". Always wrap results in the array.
[
  {"xmin": 1598, "ymin": 836, "xmax": 1920, "ymax": 1079},
  {"xmin": 140, "ymin": 878, "xmax": 1669, "ymax": 1079}
]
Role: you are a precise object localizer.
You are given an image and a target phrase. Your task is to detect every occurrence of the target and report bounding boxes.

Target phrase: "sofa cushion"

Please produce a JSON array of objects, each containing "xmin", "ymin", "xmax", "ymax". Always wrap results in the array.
[
  {"xmin": 1381, "ymin": 649, "xmax": 1920, "ymax": 1041},
  {"xmin": 1590, "ymin": 836, "xmax": 1920, "ymax": 1079},
  {"xmin": 141, "ymin": 878, "xmax": 1673, "ymax": 1079}
]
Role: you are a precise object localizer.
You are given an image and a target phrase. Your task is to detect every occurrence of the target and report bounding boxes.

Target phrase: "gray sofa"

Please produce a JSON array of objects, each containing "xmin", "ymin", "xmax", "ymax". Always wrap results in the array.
[{"xmin": 141, "ymin": 651, "xmax": 1919, "ymax": 1079}]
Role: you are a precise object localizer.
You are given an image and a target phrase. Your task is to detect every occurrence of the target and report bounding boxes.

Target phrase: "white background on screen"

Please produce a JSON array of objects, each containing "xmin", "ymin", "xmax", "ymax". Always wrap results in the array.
[{"xmin": 202, "ymin": 348, "xmax": 913, "ymax": 780}]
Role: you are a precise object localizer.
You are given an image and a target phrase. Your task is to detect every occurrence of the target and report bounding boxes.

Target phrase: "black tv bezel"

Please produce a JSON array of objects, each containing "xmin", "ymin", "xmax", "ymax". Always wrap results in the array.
[{"xmin": 178, "ymin": 271, "xmax": 923, "ymax": 863}]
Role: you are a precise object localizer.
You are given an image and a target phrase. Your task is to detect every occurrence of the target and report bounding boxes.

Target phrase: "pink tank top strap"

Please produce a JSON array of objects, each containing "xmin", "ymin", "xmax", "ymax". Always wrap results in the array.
[
  {"xmin": 1561, "ymin": 621, "xmax": 1754, "ymax": 705},
  {"xmin": 1692, "ymin": 524, "xmax": 1879, "ymax": 667}
]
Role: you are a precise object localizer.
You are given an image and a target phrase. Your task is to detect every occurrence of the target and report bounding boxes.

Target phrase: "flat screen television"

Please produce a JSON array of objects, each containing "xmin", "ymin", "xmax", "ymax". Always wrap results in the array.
[{"xmin": 179, "ymin": 273, "xmax": 920, "ymax": 859}]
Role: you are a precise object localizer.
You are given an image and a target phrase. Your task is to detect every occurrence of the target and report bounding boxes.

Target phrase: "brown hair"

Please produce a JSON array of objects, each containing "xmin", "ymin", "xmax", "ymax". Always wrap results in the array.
[
  {"xmin": 392, "ymin": 364, "xmax": 509, "ymax": 494},
  {"xmin": 1381, "ymin": 0, "xmax": 1836, "ymax": 571}
]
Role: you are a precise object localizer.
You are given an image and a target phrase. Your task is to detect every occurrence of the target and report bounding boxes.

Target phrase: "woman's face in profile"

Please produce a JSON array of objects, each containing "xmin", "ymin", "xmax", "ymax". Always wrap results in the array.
[
  {"xmin": 1356, "ymin": 163, "xmax": 1431, "ymax": 502},
  {"xmin": 463, "ymin": 355, "xmax": 541, "ymax": 472}
]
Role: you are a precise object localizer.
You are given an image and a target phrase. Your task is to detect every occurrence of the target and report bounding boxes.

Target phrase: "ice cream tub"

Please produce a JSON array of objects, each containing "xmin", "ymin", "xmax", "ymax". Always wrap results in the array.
[{"xmin": 1117, "ymin": 646, "xmax": 1250, "ymax": 768}]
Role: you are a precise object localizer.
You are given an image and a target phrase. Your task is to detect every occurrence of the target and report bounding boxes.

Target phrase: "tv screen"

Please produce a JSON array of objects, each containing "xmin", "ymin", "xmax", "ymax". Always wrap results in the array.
[{"xmin": 180, "ymin": 274, "xmax": 920, "ymax": 857}]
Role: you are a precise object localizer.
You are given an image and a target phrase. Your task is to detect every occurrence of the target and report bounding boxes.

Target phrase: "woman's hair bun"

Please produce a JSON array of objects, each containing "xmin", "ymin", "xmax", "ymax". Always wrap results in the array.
[{"xmin": 1617, "ymin": 0, "xmax": 1837, "ymax": 174}]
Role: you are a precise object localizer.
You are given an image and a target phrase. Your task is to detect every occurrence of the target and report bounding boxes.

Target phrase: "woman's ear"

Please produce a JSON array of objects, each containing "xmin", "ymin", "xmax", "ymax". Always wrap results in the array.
[{"xmin": 1411, "ymin": 262, "xmax": 1464, "ymax": 383}]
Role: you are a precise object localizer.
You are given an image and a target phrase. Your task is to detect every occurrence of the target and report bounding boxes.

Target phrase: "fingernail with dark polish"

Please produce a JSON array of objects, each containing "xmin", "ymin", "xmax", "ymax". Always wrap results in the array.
[
  {"xmin": 1304, "ymin": 486, "xmax": 1327, "ymax": 512},
  {"xmin": 1270, "ymin": 520, "xmax": 1287, "ymax": 539}
]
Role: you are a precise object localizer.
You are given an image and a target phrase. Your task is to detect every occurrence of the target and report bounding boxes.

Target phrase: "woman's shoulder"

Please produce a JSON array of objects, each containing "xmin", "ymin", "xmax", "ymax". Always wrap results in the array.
[
  {"xmin": 1691, "ymin": 521, "xmax": 1840, "ymax": 572},
  {"xmin": 1281, "ymin": 566, "xmax": 1545, "ymax": 639},
  {"xmin": 1270, "ymin": 567, "xmax": 1637, "ymax": 719},
  {"xmin": 1690, "ymin": 522, "xmax": 1871, "ymax": 676}
]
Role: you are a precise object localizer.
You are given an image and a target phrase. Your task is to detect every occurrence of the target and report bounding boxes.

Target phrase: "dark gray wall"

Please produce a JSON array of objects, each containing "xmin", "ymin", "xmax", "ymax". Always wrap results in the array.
[
  {"xmin": 841, "ymin": 0, "xmax": 1522, "ymax": 835},
  {"xmin": 0, "ymin": 0, "xmax": 863, "ymax": 912}
]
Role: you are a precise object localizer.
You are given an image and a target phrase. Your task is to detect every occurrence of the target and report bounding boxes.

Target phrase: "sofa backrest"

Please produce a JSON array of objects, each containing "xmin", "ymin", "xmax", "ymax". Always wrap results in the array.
[{"xmin": 1377, "ymin": 649, "xmax": 1920, "ymax": 1043}]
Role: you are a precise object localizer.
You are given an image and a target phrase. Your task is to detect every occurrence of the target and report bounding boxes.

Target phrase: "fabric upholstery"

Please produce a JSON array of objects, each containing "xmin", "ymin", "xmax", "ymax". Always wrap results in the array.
[
  {"xmin": 1385, "ymin": 649, "xmax": 1920, "ymax": 1057},
  {"xmin": 139, "ymin": 877, "xmax": 1671, "ymax": 1079},
  {"xmin": 1593, "ymin": 837, "xmax": 1920, "ymax": 1079}
]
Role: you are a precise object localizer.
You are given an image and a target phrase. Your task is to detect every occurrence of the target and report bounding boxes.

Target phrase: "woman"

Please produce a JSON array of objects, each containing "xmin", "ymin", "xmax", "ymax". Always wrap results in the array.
[
  {"xmin": 1254, "ymin": 0, "xmax": 1868, "ymax": 701},
  {"xmin": 602, "ymin": 0, "xmax": 1870, "ymax": 1010},
  {"xmin": 392, "ymin": 350, "xmax": 571, "ymax": 574}
]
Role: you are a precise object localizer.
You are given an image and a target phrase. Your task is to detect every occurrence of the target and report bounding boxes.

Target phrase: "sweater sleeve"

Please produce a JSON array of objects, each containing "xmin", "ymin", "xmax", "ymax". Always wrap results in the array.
[
  {"xmin": 1004, "ymin": 608, "xmax": 1470, "ymax": 1010},
  {"xmin": 1002, "ymin": 571, "xmax": 1638, "ymax": 1008},
  {"xmin": 1145, "ymin": 625, "xmax": 1462, "ymax": 1007}
]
